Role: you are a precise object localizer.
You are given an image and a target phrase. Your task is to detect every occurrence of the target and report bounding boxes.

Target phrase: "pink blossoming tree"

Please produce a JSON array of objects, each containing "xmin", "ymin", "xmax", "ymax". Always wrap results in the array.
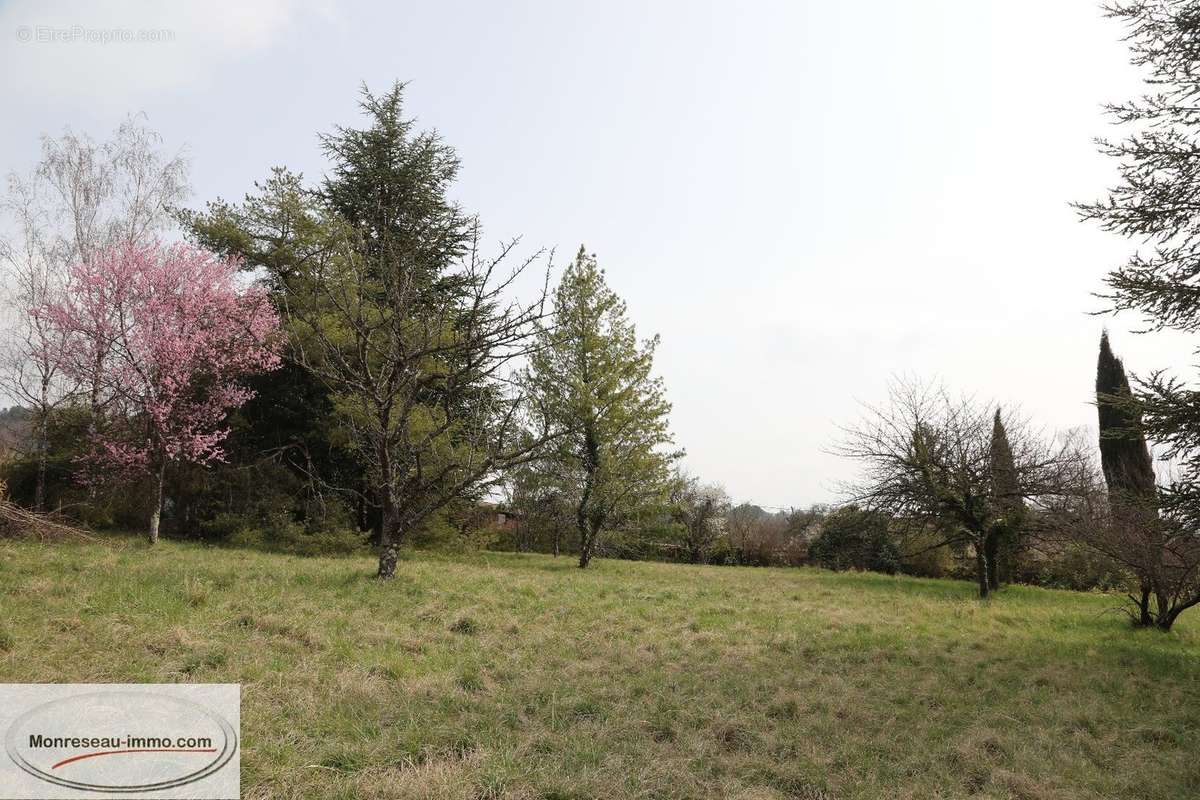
[{"xmin": 39, "ymin": 241, "xmax": 281, "ymax": 542}]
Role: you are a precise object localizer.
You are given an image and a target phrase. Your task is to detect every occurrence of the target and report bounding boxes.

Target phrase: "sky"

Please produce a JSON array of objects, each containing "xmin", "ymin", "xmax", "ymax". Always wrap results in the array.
[{"xmin": 1, "ymin": 0, "xmax": 1194, "ymax": 509}]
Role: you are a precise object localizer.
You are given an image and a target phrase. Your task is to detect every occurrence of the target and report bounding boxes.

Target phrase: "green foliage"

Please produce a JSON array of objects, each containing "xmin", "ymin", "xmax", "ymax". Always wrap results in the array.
[
  {"xmin": 409, "ymin": 502, "xmax": 502, "ymax": 553},
  {"xmin": 1096, "ymin": 331, "xmax": 1156, "ymax": 500},
  {"xmin": 222, "ymin": 516, "xmax": 368, "ymax": 557},
  {"xmin": 524, "ymin": 247, "xmax": 681, "ymax": 565},
  {"xmin": 1077, "ymin": 5, "xmax": 1200, "ymax": 532},
  {"xmin": 1028, "ymin": 544, "xmax": 1128, "ymax": 593},
  {"xmin": 0, "ymin": 404, "xmax": 90, "ymax": 510},
  {"xmin": 898, "ymin": 529, "xmax": 958, "ymax": 579},
  {"xmin": 595, "ymin": 508, "xmax": 681, "ymax": 562},
  {"xmin": 183, "ymin": 163, "xmax": 370, "ymax": 542},
  {"xmin": 987, "ymin": 409, "xmax": 1026, "ymax": 588},
  {"xmin": 503, "ymin": 460, "xmax": 575, "ymax": 555},
  {"xmin": 668, "ymin": 471, "xmax": 730, "ymax": 563},
  {"xmin": 808, "ymin": 506, "xmax": 901, "ymax": 575}
]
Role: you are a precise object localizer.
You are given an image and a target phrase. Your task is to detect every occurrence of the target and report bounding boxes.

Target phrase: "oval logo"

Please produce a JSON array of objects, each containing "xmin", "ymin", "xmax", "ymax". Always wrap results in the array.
[{"xmin": 4, "ymin": 691, "xmax": 238, "ymax": 792}]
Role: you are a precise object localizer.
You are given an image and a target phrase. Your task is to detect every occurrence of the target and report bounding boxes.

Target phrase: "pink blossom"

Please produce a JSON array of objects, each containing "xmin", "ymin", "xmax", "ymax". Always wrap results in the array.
[{"xmin": 37, "ymin": 240, "xmax": 282, "ymax": 483}]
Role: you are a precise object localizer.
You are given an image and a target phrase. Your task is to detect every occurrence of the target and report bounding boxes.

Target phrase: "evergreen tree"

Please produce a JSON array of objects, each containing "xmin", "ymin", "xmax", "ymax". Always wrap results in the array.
[
  {"xmin": 524, "ymin": 247, "xmax": 680, "ymax": 568},
  {"xmin": 808, "ymin": 506, "xmax": 900, "ymax": 575},
  {"xmin": 1078, "ymin": 7, "xmax": 1200, "ymax": 630},
  {"xmin": 185, "ymin": 168, "xmax": 372, "ymax": 537},
  {"xmin": 987, "ymin": 409, "xmax": 1024, "ymax": 590},
  {"xmin": 1096, "ymin": 330, "xmax": 1159, "ymax": 625},
  {"xmin": 1096, "ymin": 332, "xmax": 1156, "ymax": 498},
  {"xmin": 190, "ymin": 84, "xmax": 552, "ymax": 577}
]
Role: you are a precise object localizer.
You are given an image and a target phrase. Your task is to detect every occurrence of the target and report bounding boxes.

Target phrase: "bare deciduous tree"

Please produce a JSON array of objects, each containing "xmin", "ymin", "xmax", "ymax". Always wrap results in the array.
[
  {"xmin": 506, "ymin": 457, "xmax": 573, "ymax": 556},
  {"xmin": 669, "ymin": 470, "xmax": 730, "ymax": 563},
  {"xmin": 0, "ymin": 179, "xmax": 75, "ymax": 509},
  {"xmin": 288, "ymin": 224, "xmax": 555, "ymax": 579},
  {"xmin": 1050, "ymin": 450, "xmax": 1200, "ymax": 631},
  {"xmin": 836, "ymin": 379, "xmax": 1087, "ymax": 598},
  {"xmin": 724, "ymin": 503, "xmax": 813, "ymax": 566}
]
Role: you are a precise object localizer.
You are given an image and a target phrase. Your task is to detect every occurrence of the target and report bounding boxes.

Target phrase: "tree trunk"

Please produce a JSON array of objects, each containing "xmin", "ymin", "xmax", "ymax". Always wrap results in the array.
[
  {"xmin": 1136, "ymin": 584, "xmax": 1153, "ymax": 627},
  {"xmin": 375, "ymin": 429, "xmax": 401, "ymax": 579},
  {"xmin": 975, "ymin": 546, "xmax": 990, "ymax": 599},
  {"xmin": 378, "ymin": 539, "xmax": 400, "ymax": 579},
  {"xmin": 576, "ymin": 481, "xmax": 594, "ymax": 569},
  {"xmin": 577, "ymin": 424, "xmax": 600, "ymax": 570},
  {"xmin": 33, "ymin": 385, "xmax": 49, "ymax": 511},
  {"xmin": 377, "ymin": 501, "xmax": 402, "ymax": 579},
  {"xmin": 90, "ymin": 355, "xmax": 103, "ymax": 418},
  {"xmin": 984, "ymin": 529, "xmax": 1001, "ymax": 592},
  {"xmin": 1152, "ymin": 590, "xmax": 1176, "ymax": 630},
  {"xmin": 148, "ymin": 462, "xmax": 166, "ymax": 545},
  {"xmin": 553, "ymin": 523, "xmax": 561, "ymax": 557},
  {"xmin": 573, "ymin": 532, "xmax": 588, "ymax": 568},
  {"xmin": 577, "ymin": 517, "xmax": 600, "ymax": 569},
  {"xmin": 33, "ymin": 432, "xmax": 47, "ymax": 513},
  {"xmin": 1154, "ymin": 596, "xmax": 1200, "ymax": 631}
]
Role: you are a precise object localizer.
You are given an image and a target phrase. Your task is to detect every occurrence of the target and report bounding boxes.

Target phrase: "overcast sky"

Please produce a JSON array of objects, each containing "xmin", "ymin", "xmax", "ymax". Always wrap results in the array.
[{"xmin": 1, "ymin": 0, "xmax": 1194, "ymax": 508}]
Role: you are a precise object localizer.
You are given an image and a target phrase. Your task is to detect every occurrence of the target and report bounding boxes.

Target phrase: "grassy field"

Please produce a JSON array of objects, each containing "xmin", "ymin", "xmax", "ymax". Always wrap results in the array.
[{"xmin": 1, "ymin": 538, "xmax": 1198, "ymax": 800}]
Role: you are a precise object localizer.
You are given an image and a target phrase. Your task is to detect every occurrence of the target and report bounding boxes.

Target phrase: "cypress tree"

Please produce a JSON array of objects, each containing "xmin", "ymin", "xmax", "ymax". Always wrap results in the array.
[
  {"xmin": 987, "ymin": 409, "xmax": 1022, "ymax": 591},
  {"xmin": 1096, "ymin": 332, "xmax": 1155, "ymax": 496},
  {"xmin": 1095, "ymin": 330, "xmax": 1157, "ymax": 624}
]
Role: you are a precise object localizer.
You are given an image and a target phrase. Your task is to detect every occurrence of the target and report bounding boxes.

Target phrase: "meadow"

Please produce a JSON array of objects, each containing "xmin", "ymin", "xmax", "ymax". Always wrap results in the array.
[{"xmin": 1, "ymin": 537, "xmax": 1197, "ymax": 800}]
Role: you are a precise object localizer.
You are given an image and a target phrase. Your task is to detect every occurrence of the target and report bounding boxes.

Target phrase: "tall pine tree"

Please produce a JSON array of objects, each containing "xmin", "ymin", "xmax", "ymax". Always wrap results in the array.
[{"xmin": 524, "ymin": 247, "xmax": 680, "ymax": 568}]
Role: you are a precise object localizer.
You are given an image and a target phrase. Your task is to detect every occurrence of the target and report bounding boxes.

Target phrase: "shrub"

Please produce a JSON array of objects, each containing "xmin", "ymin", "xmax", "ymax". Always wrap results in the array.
[
  {"xmin": 898, "ymin": 528, "xmax": 959, "ymax": 578},
  {"xmin": 410, "ymin": 502, "xmax": 503, "ymax": 552},
  {"xmin": 224, "ymin": 515, "xmax": 368, "ymax": 557},
  {"xmin": 1027, "ymin": 543, "xmax": 1128, "ymax": 592},
  {"xmin": 809, "ymin": 506, "xmax": 901, "ymax": 574}
]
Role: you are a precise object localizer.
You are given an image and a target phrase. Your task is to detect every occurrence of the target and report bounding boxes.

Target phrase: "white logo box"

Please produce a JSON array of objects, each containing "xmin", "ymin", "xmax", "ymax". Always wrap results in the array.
[{"xmin": 1, "ymin": 684, "xmax": 239, "ymax": 799}]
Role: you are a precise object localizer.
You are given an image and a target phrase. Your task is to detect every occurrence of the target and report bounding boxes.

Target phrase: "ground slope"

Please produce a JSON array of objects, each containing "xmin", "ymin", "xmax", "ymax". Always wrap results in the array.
[{"xmin": 1, "ymin": 539, "xmax": 1197, "ymax": 799}]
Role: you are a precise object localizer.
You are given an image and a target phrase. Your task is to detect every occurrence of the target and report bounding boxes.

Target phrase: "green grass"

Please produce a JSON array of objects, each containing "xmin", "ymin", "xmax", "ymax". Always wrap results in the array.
[{"xmin": 2, "ymin": 538, "xmax": 1198, "ymax": 799}]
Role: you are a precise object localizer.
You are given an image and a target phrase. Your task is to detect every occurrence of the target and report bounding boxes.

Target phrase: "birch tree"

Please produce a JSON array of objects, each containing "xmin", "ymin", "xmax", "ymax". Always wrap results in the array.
[{"xmin": 0, "ymin": 117, "xmax": 187, "ymax": 507}]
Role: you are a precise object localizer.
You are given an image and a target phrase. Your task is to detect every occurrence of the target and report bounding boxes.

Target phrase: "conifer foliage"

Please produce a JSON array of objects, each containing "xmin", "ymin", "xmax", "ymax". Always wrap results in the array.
[
  {"xmin": 1078, "ymin": 2, "xmax": 1200, "ymax": 529},
  {"xmin": 988, "ymin": 409, "xmax": 1024, "ymax": 590},
  {"xmin": 523, "ymin": 248, "xmax": 680, "ymax": 568}
]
